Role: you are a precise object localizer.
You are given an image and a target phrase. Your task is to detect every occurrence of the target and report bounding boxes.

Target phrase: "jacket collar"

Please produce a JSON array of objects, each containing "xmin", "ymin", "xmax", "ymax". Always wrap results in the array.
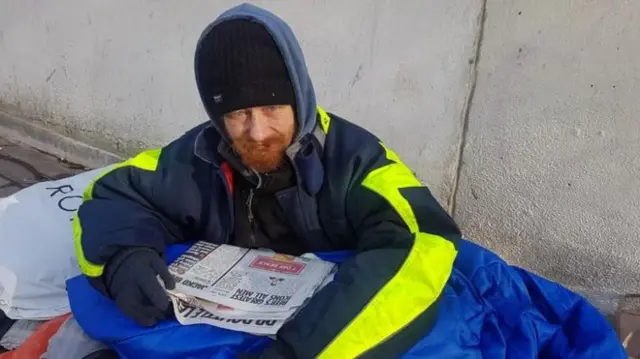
[
  {"xmin": 193, "ymin": 123, "xmax": 222, "ymax": 166},
  {"xmin": 193, "ymin": 123, "xmax": 325, "ymax": 196}
]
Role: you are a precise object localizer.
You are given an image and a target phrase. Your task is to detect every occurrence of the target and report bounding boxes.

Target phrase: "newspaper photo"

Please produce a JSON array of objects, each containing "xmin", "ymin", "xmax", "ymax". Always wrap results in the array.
[{"xmin": 168, "ymin": 242, "xmax": 335, "ymax": 313}]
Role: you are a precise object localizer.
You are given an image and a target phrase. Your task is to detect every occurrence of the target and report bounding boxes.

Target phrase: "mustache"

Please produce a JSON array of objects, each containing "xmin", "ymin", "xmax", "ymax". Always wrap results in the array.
[{"xmin": 235, "ymin": 137, "xmax": 285, "ymax": 150}]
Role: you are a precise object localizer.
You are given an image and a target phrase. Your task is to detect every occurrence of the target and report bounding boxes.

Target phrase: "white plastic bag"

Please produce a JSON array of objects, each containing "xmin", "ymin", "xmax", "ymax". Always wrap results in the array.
[{"xmin": 0, "ymin": 166, "xmax": 113, "ymax": 320}]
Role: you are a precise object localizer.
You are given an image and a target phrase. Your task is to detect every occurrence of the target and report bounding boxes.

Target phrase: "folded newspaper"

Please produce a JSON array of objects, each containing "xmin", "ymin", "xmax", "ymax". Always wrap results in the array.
[{"xmin": 166, "ymin": 242, "xmax": 336, "ymax": 335}]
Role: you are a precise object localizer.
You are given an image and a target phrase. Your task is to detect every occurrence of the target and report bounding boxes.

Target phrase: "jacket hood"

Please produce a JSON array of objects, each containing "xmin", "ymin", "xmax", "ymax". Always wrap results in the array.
[{"xmin": 194, "ymin": 3, "xmax": 317, "ymax": 143}]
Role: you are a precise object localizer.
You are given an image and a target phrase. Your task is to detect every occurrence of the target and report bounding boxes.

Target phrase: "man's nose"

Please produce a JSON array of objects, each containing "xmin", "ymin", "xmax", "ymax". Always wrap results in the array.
[{"xmin": 247, "ymin": 112, "xmax": 269, "ymax": 142}]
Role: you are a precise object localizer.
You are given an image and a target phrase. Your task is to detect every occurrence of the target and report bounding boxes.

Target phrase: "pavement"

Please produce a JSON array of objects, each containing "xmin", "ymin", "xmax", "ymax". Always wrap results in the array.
[{"xmin": 0, "ymin": 134, "xmax": 86, "ymax": 197}]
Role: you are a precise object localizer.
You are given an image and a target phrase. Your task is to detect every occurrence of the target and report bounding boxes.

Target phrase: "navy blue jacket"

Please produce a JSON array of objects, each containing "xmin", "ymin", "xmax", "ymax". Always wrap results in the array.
[{"xmin": 74, "ymin": 4, "xmax": 461, "ymax": 358}]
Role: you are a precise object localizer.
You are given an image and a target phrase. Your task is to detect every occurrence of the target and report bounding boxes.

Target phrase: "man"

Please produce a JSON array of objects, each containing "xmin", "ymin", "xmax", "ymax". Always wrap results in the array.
[{"xmin": 73, "ymin": 3, "xmax": 461, "ymax": 358}]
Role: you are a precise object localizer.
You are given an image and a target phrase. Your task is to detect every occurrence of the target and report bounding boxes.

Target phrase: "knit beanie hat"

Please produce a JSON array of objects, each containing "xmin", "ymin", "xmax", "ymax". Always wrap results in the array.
[{"xmin": 196, "ymin": 19, "xmax": 296, "ymax": 118}]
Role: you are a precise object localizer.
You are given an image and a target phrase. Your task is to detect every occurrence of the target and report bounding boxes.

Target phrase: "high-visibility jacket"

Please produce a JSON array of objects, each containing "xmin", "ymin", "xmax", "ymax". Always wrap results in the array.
[{"xmin": 73, "ymin": 3, "xmax": 461, "ymax": 358}]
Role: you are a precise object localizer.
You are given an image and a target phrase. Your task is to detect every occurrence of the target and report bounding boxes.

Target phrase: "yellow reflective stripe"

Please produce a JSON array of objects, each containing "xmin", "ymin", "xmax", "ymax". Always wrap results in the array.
[
  {"xmin": 72, "ymin": 214, "xmax": 104, "ymax": 277},
  {"xmin": 316, "ymin": 105, "xmax": 331, "ymax": 134},
  {"xmin": 361, "ymin": 143, "xmax": 422, "ymax": 233},
  {"xmin": 128, "ymin": 148, "xmax": 162, "ymax": 171},
  {"xmin": 317, "ymin": 142, "xmax": 457, "ymax": 359},
  {"xmin": 74, "ymin": 148, "xmax": 162, "ymax": 277},
  {"xmin": 318, "ymin": 234, "xmax": 456, "ymax": 358},
  {"xmin": 82, "ymin": 148, "xmax": 162, "ymax": 202}
]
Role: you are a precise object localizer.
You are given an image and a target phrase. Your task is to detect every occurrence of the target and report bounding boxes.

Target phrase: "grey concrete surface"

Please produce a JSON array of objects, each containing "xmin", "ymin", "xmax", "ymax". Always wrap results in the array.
[
  {"xmin": 0, "ymin": 110, "xmax": 121, "ymax": 169},
  {"xmin": 0, "ymin": 0, "xmax": 483, "ymax": 206},
  {"xmin": 0, "ymin": 134, "xmax": 83, "ymax": 197},
  {"xmin": 455, "ymin": 0, "xmax": 640, "ymax": 295}
]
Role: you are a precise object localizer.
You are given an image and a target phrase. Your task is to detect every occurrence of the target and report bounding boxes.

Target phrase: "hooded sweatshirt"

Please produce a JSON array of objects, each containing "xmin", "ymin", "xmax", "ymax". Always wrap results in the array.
[
  {"xmin": 194, "ymin": 4, "xmax": 321, "ymax": 256},
  {"xmin": 195, "ymin": 3, "xmax": 318, "ymax": 144}
]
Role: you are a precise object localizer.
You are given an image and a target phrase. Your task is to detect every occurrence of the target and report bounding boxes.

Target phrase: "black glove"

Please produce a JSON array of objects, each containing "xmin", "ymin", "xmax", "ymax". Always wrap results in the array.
[{"xmin": 105, "ymin": 248, "xmax": 175, "ymax": 327}]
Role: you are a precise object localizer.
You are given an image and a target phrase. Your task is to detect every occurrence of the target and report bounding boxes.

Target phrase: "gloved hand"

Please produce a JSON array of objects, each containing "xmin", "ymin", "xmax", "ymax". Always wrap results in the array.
[{"xmin": 105, "ymin": 248, "xmax": 175, "ymax": 327}]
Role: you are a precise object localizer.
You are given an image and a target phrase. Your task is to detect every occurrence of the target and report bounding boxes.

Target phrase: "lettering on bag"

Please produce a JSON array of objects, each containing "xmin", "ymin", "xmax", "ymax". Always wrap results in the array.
[{"xmin": 45, "ymin": 184, "xmax": 83, "ymax": 221}]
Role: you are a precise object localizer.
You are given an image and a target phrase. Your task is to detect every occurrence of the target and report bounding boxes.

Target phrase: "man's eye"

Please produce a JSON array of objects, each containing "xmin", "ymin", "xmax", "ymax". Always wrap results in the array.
[
  {"xmin": 266, "ymin": 105, "xmax": 280, "ymax": 112},
  {"xmin": 227, "ymin": 110, "xmax": 247, "ymax": 119}
]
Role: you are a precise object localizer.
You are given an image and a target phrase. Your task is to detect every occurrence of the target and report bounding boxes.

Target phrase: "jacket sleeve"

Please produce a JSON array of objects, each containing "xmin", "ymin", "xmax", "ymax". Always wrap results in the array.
[
  {"xmin": 73, "ymin": 147, "xmax": 202, "ymax": 294},
  {"xmin": 266, "ymin": 141, "xmax": 461, "ymax": 358}
]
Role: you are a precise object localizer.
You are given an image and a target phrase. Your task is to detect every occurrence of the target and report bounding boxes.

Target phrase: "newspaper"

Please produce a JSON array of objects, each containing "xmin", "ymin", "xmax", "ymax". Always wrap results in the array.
[
  {"xmin": 169, "ymin": 295, "xmax": 287, "ymax": 335},
  {"xmin": 167, "ymin": 242, "xmax": 336, "ymax": 335},
  {"xmin": 168, "ymin": 290, "xmax": 297, "ymax": 320}
]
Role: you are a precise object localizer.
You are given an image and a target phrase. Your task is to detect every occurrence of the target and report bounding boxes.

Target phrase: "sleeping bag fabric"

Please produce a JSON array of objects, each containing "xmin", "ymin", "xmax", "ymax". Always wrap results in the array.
[{"xmin": 67, "ymin": 240, "xmax": 626, "ymax": 358}]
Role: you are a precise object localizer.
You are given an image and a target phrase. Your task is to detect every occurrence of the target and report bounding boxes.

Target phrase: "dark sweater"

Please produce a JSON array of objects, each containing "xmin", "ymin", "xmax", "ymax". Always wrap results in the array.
[{"xmin": 231, "ymin": 162, "xmax": 308, "ymax": 255}]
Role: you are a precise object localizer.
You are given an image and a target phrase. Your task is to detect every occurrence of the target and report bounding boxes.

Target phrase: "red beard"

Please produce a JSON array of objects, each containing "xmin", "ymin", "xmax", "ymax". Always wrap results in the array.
[{"xmin": 232, "ymin": 135, "xmax": 290, "ymax": 173}]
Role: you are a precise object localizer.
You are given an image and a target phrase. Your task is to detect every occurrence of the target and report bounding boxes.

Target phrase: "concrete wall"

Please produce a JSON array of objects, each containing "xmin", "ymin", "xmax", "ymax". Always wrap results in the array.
[
  {"xmin": 455, "ymin": 0, "xmax": 640, "ymax": 298},
  {"xmin": 2, "ymin": 0, "xmax": 639, "ymax": 302},
  {"xmin": 0, "ymin": 0, "xmax": 483, "ymax": 206}
]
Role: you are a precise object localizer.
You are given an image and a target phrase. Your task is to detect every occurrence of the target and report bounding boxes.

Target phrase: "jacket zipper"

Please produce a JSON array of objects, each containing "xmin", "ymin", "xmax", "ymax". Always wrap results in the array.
[
  {"xmin": 246, "ymin": 169, "xmax": 263, "ymax": 247},
  {"xmin": 246, "ymin": 188, "xmax": 257, "ymax": 246}
]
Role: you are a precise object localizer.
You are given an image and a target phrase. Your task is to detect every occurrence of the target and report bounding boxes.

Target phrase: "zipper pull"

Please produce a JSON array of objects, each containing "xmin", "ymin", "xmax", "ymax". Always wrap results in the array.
[
  {"xmin": 246, "ymin": 189, "xmax": 256, "ymax": 245},
  {"xmin": 251, "ymin": 169, "xmax": 263, "ymax": 189},
  {"xmin": 246, "ymin": 189, "xmax": 255, "ymax": 223}
]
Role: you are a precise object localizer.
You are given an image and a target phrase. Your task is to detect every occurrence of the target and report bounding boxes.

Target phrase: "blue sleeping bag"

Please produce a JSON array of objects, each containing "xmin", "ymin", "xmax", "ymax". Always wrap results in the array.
[{"xmin": 66, "ymin": 240, "xmax": 626, "ymax": 358}]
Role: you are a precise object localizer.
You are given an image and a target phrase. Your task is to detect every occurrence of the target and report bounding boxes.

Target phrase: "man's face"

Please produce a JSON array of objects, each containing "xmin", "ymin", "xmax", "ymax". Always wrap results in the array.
[{"xmin": 223, "ymin": 105, "xmax": 296, "ymax": 173}]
